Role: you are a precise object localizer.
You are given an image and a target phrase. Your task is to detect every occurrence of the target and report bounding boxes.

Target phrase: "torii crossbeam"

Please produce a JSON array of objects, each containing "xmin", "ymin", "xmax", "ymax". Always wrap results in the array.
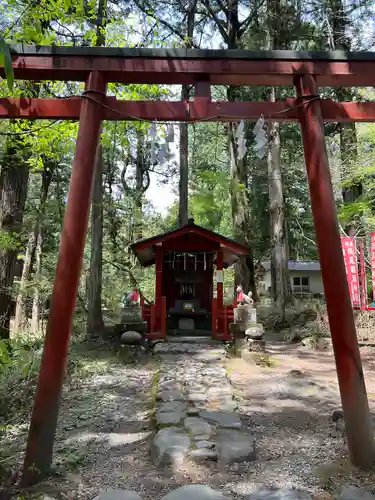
[{"xmin": 2, "ymin": 46, "xmax": 374, "ymax": 483}]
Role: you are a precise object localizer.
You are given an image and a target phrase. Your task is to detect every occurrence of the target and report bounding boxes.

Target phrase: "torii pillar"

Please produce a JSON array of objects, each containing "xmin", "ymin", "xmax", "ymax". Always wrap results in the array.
[{"xmin": 296, "ymin": 74, "xmax": 375, "ymax": 469}]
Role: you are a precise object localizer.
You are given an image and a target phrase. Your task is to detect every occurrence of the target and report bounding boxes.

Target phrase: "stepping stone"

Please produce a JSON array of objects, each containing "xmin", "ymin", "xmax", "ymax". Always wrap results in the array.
[
  {"xmin": 216, "ymin": 428, "xmax": 256, "ymax": 464},
  {"xmin": 162, "ymin": 485, "xmax": 231, "ymax": 500},
  {"xmin": 94, "ymin": 489, "xmax": 143, "ymax": 500},
  {"xmin": 151, "ymin": 427, "xmax": 191, "ymax": 468},
  {"xmin": 337, "ymin": 486, "xmax": 375, "ymax": 500},
  {"xmin": 156, "ymin": 410, "xmax": 184, "ymax": 426},
  {"xmin": 184, "ymin": 416, "xmax": 211, "ymax": 436},
  {"xmin": 207, "ymin": 386, "xmax": 233, "ymax": 397},
  {"xmin": 199, "ymin": 410, "xmax": 242, "ymax": 429},
  {"xmin": 216, "ymin": 400, "xmax": 238, "ymax": 412},
  {"xmin": 188, "ymin": 393, "xmax": 207, "ymax": 403},
  {"xmin": 158, "ymin": 401, "xmax": 186, "ymax": 413},
  {"xmin": 194, "ymin": 434, "xmax": 211, "ymax": 440},
  {"xmin": 159, "ymin": 381, "xmax": 181, "ymax": 391},
  {"xmin": 245, "ymin": 486, "xmax": 312, "ymax": 499},
  {"xmin": 190, "ymin": 448, "xmax": 218, "ymax": 461},
  {"xmin": 157, "ymin": 390, "xmax": 184, "ymax": 402},
  {"xmin": 187, "ymin": 407, "xmax": 200, "ymax": 416},
  {"xmin": 195, "ymin": 440, "xmax": 216, "ymax": 449}
]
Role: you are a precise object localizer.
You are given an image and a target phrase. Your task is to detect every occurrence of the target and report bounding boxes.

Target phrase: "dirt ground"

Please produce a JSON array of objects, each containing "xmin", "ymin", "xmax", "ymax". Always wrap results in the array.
[
  {"xmin": 226, "ymin": 338, "xmax": 375, "ymax": 497},
  {"xmin": 4, "ymin": 339, "xmax": 375, "ymax": 500}
]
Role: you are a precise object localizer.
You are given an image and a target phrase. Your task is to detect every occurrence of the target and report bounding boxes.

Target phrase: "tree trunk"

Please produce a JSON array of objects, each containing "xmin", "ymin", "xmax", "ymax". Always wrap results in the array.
[
  {"xmin": 228, "ymin": 123, "xmax": 258, "ymax": 300},
  {"xmin": 13, "ymin": 228, "xmax": 36, "ymax": 331},
  {"xmin": 86, "ymin": 0, "xmax": 107, "ymax": 337},
  {"xmin": 86, "ymin": 146, "xmax": 105, "ymax": 337},
  {"xmin": 325, "ymin": 0, "xmax": 360, "ymax": 230},
  {"xmin": 135, "ymin": 132, "xmax": 145, "ymax": 240},
  {"xmin": 0, "ymin": 140, "xmax": 30, "ymax": 338},
  {"xmin": 178, "ymin": 0, "xmax": 197, "ymax": 227},
  {"xmin": 31, "ymin": 228, "xmax": 43, "ymax": 333},
  {"xmin": 226, "ymin": 0, "xmax": 258, "ymax": 300},
  {"xmin": 14, "ymin": 165, "xmax": 52, "ymax": 331},
  {"xmin": 179, "ymin": 117, "xmax": 189, "ymax": 227},
  {"xmin": 265, "ymin": 0, "xmax": 291, "ymax": 310},
  {"xmin": 267, "ymin": 118, "xmax": 291, "ymax": 307}
]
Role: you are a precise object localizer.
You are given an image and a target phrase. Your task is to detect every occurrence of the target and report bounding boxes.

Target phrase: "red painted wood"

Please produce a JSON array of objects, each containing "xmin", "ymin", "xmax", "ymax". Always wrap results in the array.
[
  {"xmin": 296, "ymin": 74, "xmax": 375, "ymax": 469},
  {"xmin": 161, "ymin": 241, "xmax": 219, "ymax": 252},
  {"xmin": 150, "ymin": 303, "xmax": 155, "ymax": 334},
  {"xmin": 22, "ymin": 71, "xmax": 106, "ymax": 485},
  {"xmin": 133, "ymin": 225, "xmax": 248, "ymax": 255},
  {"xmin": 6, "ymin": 54, "xmax": 375, "ymax": 87},
  {"xmin": 223, "ymin": 307, "xmax": 228, "ymax": 337},
  {"xmin": 211, "ymin": 298, "xmax": 217, "ymax": 338},
  {"xmin": 359, "ymin": 238, "xmax": 367, "ymax": 310},
  {"xmin": 4, "ymin": 98, "xmax": 375, "ymax": 122},
  {"xmin": 161, "ymin": 296, "xmax": 167, "ymax": 337},
  {"xmin": 155, "ymin": 245, "xmax": 163, "ymax": 332}
]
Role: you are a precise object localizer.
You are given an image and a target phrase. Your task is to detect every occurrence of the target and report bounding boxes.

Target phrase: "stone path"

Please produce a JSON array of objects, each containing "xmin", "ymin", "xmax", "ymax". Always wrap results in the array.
[{"xmin": 151, "ymin": 342, "xmax": 256, "ymax": 468}]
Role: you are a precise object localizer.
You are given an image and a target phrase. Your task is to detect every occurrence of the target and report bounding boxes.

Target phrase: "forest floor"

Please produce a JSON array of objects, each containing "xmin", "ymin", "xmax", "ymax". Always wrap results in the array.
[{"xmin": 2, "ymin": 337, "xmax": 375, "ymax": 500}]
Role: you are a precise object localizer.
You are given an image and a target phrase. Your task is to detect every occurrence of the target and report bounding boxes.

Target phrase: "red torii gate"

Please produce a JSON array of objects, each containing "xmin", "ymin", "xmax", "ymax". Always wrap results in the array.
[{"xmin": 2, "ymin": 46, "xmax": 375, "ymax": 483}]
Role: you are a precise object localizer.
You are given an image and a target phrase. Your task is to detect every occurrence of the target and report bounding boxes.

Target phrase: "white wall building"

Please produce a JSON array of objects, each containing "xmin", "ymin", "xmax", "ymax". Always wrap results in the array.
[{"xmin": 259, "ymin": 261, "xmax": 324, "ymax": 296}]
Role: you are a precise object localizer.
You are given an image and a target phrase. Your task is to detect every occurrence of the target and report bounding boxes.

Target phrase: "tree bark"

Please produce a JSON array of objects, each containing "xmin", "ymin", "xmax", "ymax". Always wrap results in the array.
[
  {"xmin": 228, "ymin": 123, "xmax": 258, "ymax": 300},
  {"xmin": 266, "ymin": 0, "xmax": 291, "ymax": 309},
  {"xmin": 86, "ymin": 0, "xmax": 107, "ymax": 337},
  {"xmin": 86, "ymin": 146, "xmax": 105, "ymax": 337},
  {"xmin": 134, "ymin": 132, "xmax": 145, "ymax": 240},
  {"xmin": 0, "ymin": 139, "xmax": 30, "ymax": 338},
  {"xmin": 179, "ymin": 117, "xmax": 189, "ymax": 227},
  {"xmin": 13, "ymin": 228, "xmax": 35, "ymax": 331},
  {"xmin": 14, "ymin": 164, "xmax": 52, "ymax": 331},
  {"xmin": 325, "ymin": 0, "xmax": 360, "ymax": 228},
  {"xmin": 31, "ymin": 228, "xmax": 43, "ymax": 333},
  {"xmin": 267, "ymin": 117, "xmax": 291, "ymax": 307},
  {"xmin": 226, "ymin": 0, "xmax": 258, "ymax": 300},
  {"xmin": 178, "ymin": 0, "xmax": 197, "ymax": 227}
]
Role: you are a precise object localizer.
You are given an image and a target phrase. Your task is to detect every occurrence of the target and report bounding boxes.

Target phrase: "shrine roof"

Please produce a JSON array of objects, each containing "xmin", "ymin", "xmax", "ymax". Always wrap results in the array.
[{"xmin": 131, "ymin": 220, "xmax": 248, "ymax": 267}]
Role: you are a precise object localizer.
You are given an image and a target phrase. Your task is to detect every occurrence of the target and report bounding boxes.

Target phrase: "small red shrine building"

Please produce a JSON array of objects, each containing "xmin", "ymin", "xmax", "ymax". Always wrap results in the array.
[{"xmin": 131, "ymin": 219, "xmax": 248, "ymax": 340}]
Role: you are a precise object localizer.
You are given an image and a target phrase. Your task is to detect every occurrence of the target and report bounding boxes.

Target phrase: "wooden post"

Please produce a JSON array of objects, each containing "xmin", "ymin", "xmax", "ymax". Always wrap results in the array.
[
  {"xmin": 155, "ymin": 243, "xmax": 163, "ymax": 332},
  {"xmin": 161, "ymin": 296, "xmax": 167, "ymax": 338},
  {"xmin": 216, "ymin": 248, "xmax": 224, "ymax": 333},
  {"xmin": 212, "ymin": 297, "xmax": 217, "ymax": 338},
  {"xmin": 22, "ymin": 71, "xmax": 106, "ymax": 485},
  {"xmin": 150, "ymin": 303, "xmax": 155, "ymax": 334},
  {"xmin": 223, "ymin": 306, "xmax": 228, "ymax": 338},
  {"xmin": 296, "ymin": 74, "xmax": 375, "ymax": 469}
]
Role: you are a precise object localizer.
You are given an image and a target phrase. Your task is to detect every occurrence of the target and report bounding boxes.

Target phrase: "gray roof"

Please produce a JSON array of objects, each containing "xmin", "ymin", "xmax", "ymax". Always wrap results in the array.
[{"xmin": 261, "ymin": 261, "xmax": 321, "ymax": 272}]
